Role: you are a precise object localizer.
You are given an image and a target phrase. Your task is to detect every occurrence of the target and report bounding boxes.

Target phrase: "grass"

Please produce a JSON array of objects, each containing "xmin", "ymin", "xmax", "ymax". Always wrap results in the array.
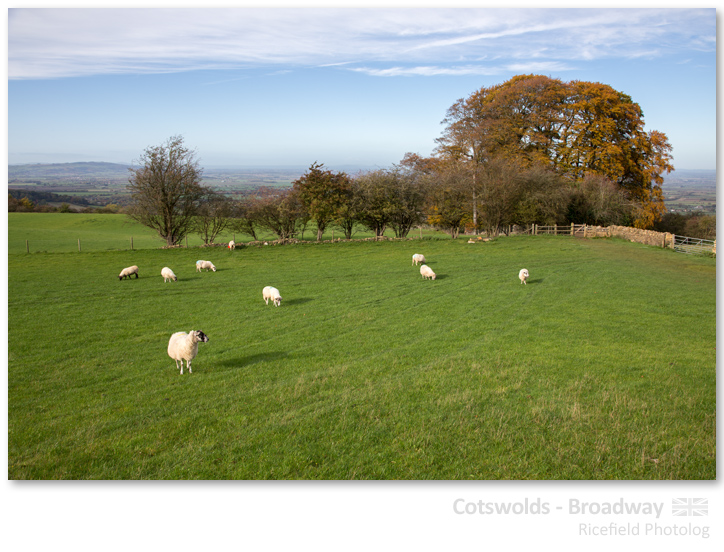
[
  {"xmin": 7, "ymin": 212, "xmax": 449, "ymax": 254},
  {"xmin": 7, "ymin": 225, "xmax": 716, "ymax": 479}
]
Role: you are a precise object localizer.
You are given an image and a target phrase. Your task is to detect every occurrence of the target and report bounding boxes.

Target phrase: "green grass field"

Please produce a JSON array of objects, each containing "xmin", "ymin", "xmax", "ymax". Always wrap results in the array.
[
  {"xmin": 7, "ymin": 216, "xmax": 716, "ymax": 479},
  {"xmin": 7, "ymin": 212, "xmax": 448, "ymax": 254}
]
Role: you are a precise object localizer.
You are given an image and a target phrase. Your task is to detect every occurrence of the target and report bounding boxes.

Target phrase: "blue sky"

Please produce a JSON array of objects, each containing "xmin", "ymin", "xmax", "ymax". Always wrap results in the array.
[{"xmin": 6, "ymin": 6, "xmax": 717, "ymax": 170}]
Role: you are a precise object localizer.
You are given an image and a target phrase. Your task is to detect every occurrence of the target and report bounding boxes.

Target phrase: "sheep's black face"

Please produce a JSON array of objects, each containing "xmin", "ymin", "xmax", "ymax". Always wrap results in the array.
[{"xmin": 196, "ymin": 331, "xmax": 209, "ymax": 342}]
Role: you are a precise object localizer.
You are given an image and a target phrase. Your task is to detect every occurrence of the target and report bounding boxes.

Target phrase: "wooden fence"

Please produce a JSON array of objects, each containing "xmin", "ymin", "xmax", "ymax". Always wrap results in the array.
[{"xmin": 514, "ymin": 223, "xmax": 715, "ymax": 257}]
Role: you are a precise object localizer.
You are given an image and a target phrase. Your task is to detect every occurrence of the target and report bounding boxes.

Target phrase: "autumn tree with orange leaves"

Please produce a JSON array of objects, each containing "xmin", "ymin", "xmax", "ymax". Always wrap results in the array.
[{"xmin": 435, "ymin": 75, "xmax": 673, "ymax": 228}]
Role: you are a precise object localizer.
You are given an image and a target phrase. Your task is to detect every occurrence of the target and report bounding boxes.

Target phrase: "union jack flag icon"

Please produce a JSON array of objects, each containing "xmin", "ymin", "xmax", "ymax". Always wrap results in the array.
[{"xmin": 672, "ymin": 498, "xmax": 708, "ymax": 516}]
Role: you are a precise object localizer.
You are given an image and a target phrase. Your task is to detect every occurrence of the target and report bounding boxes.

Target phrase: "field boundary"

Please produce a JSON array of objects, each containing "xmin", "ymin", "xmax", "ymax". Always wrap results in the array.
[
  {"xmin": 11, "ymin": 216, "xmax": 716, "ymax": 257},
  {"xmin": 518, "ymin": 223, "xmax": 715, "ymax": 256}
]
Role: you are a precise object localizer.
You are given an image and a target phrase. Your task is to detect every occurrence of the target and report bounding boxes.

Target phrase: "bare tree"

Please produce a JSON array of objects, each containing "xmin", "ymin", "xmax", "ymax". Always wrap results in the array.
[
  {"xmin": 195, "ymin": 190, "xmax": 233, "ymax": 244},
  {"xmin": 229, "ymin": 198, "xmax": 260, "ymax": 241},
  {"xmin": 127, "ymin": 136, "xmax": 206, "ymax": 246}
]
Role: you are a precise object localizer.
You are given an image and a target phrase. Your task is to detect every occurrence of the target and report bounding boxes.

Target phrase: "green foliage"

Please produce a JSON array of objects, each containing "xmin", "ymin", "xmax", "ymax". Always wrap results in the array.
[
  {"xmin": 293, "ymin": 162, "xmax": 351, "ymax": 241},
  {"xmin": 8, "ymin": 231, "xmax": 715, "ymax": 479},
  {"xmin": 654, "ymin": 212, "xmax": 716, "ymax": 240}
]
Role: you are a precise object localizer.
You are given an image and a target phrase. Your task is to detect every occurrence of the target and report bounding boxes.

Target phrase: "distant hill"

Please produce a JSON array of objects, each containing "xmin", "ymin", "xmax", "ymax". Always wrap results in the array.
[
  {"xmin": 8, "ymin": 162, "xmax": 133, "ymax": 180},
  {"xmin": 662, "ymin": 169, "xmax": 716, "ymax": 187}
]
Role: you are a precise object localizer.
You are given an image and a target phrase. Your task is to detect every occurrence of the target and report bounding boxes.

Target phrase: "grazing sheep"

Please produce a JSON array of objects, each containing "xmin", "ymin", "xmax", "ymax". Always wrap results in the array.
[
  {"xmin": 412, "ymin": 253, "xmax": 426, "ymax": 266},
  {"xmin": 161, "ymin": 267, "xmax": 177, "ymax": 283},
  {"xmin": 118, "ymin": 265, "xmax": 139, "ymax": 280},
  {"xmin": 420, "ymin": 264, "xmax": 436, "ymax": 280},
  {"xmin": 167, "ymin": 330, "xmax": 209, "ymax": 374},
  {"xmin": 519, "ymin": 268, "xmax": 529, "ymax": 285},
  {"xmin": 228, "ymin": 240, "xmax": 235, "ymax": 250},
  {"xmin": 262, "ymin": 286, "xmax": 283, "ymax": 307},
  {"xmin": 196, "ymin": 260, "xmax": 216, "ymax": 272}
]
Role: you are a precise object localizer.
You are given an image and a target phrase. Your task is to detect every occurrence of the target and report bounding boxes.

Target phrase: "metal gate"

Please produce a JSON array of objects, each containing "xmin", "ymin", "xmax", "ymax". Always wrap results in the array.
[{"xmin": 673, "ymin": 235, "xmax": 716, "ymax": 255}]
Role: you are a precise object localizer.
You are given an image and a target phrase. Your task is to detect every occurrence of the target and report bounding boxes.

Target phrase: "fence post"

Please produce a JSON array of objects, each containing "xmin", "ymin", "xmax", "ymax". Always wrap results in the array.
[
  {"xmin": 534, "ymin": 224, "xmax": 537, "ymax": 235},
  {"xmin": 571, "ymin": 223, "xmax": 574, "ymax": 235},
  {"xmin": 26, "ymin": 240, "xmax": 29, "ymax": 253},
  {"xmin": 554, "ymin": 223, "xmax": 557, "ymax": 235}
]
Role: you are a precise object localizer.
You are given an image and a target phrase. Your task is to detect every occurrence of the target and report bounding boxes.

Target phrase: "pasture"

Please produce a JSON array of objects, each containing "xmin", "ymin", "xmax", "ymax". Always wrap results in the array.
[
  {"xmin": 7, "ymin": 212, "xmax": 447, "ymax": 253},
  {"xmin": 7, "ymin": 220, "xmax": 716, "ymax": 479}
]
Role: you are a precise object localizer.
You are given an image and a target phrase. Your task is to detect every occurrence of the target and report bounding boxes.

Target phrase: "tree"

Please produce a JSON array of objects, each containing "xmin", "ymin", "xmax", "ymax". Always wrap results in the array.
[
  {"xmin": 252, "ymin": 187, "xmax": 306, "ymax": 240},
  {"xmin": 127, "ymin": 136, "xmax": 207, "ymax": 246},
  {"xmin": 195, "ymin": 190, "xmax": 233, "ymax": 244},
  {"xmin": 384, "ymin": 167, "xmax": 426, "ymax": 238},
  {"xmin": 353, "ymin": 170, "xmax": 392, "ymax": 239},
  {"xmin": 229, "ymin": 198, "xmax": 260, "ymax": 241},
  {"xmin": 293, "ymin": 162, "xmax": 351, "ymax": 241},
  {"xmin": 477, "ymin": 156, "xmax": 527, "ymax": 236},
  {"xmin": 513, "ymin": 165, "xmax": 570, "ymax": 227},
  {"xmin": 333, "ymin": 179, "xmax": 361, "ymax": 240},
  {"xmin": 436, "ymin": 75, "xmax": 674, "ymax": 228},
  {"xmin": 425, "ymin": 162, "xmax": 471, "ymax": 239},
  {"xmin": 565, "ymin": 174, "xmax": 632, "ymax": 226}
]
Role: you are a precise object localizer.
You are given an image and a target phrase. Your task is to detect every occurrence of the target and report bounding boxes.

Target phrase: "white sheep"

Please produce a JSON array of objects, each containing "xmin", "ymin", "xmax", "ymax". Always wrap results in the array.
[
  {"xmin": 420, "ymin": 264, "xmax": 436, "ymax": 280},
  {"xmin": 161, "ymin": 267, "xmax": 177, "ymax": 283},
  {"xmin": 262, "ymin": 286, "xmax": 283, "ymax": 307},
  {"xmin": 167, "ymin": 330, "xmax": 209, "ymax": 374},
  {"xmin": 412, "ymin": 253, "xmax": 426, "ymax": 265},
  {"xmin": 228, "ymin": 240, "xmax": 235, "ymax": 250},
  {"xmin": 118, "ymin": 265, "xmax": 139, "ymax": 280},
  {"xmin": 519, "ymin": 268, "xmax": 529, "ymax": 285},
  {"xmin": 196, "ymin": 260, "xmax": 216, "ymax": 272}
]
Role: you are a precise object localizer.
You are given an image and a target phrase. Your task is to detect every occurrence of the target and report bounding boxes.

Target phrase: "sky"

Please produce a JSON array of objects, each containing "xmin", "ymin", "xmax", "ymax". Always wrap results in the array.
[{"xmin": 6, "ymin": 5, "xmax": 718, "ymax": 171}]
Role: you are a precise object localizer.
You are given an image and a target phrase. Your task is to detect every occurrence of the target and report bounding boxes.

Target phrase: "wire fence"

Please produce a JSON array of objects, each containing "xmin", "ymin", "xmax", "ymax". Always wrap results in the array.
[{"xmin": 12, "ymin": 223, "xmax": 716, "ymax": 257}]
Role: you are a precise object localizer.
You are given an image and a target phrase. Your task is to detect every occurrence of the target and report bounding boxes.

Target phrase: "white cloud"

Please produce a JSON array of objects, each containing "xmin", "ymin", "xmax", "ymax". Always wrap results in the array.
[{"xmin": 8, "ymin": 8, "xmax": 715, "ymax": 80}]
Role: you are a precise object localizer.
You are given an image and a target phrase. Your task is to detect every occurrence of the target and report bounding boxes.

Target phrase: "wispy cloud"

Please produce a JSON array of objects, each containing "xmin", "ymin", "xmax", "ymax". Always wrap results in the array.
[
  {"xmin": 351, "ymin": 61, "xmax": 575, "ymax": 78},
  {"xmin": 8, "ymin": 8, "xmax": 715, "ymax": 80}
]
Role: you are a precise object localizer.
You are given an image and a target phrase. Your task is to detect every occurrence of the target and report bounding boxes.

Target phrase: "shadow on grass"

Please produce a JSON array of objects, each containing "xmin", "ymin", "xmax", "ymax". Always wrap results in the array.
[
  {"xmin": 525, "ymin": 278, "xmax": 544, "ymax": 285},
  {"xmin": 217, "ymin": 351, "xmax": 288, "ymax": 368},
  {"xmin": 283, "ymin": 297, "xmax": 314, "ymax": 306}
]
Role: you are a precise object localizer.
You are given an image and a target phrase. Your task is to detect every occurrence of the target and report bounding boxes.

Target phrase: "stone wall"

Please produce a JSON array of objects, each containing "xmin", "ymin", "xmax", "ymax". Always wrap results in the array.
[{"xmin": 608, "ymin": 225, "xmax": 674, "ymax": 249}]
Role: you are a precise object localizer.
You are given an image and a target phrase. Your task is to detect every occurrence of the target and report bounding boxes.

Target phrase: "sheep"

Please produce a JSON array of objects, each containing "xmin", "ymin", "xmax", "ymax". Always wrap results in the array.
[
  {"xmin": 519, "ymin": 268, "xmax": 529, "ymax": 285},
  {"xmin": 412, "ymin": 253, "xmax": 426, "ymax": 266},
  {"xmin": 228, "ymin": 240, "xmax": 235, "ymax": 250},
  {"xmin": 161, "ymin": 267, "xmax": 177, "ymax": 283},
  {"xmin": 262, "ymin": 286, "xmax": 283, "ymax": 307},
  {"xmin": 118, "ymin": 265, "xmax": 139, "ymax": 280},
  {"xmin": 167, "ymin": 330, "xmax": 209, "ymax": 374},
  {"xmin": 196, "ymin": 260, "xmax": 216, "ymax": 272},
  {"xmin": 420, "ymin": 264, "xmax": 436, "ymax": 280}
]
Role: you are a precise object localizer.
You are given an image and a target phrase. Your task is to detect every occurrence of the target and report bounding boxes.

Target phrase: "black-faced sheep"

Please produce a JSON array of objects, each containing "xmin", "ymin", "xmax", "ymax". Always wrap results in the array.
[
  {"xmin": 119, "ymin": 265, "xmax": 139, "ymax": 280},
  {"xmin": 167, "ymin": 330, "xmax": 209, "ymax": 374}
]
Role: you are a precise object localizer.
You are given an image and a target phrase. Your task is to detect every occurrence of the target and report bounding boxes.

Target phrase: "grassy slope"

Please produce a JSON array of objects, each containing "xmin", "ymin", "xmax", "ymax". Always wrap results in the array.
[
  {"xmin": 7, "ymin": 213, "xmax": 446, "ymax": 254},
  {"xmin": 7, "ymin": 235, "xmax": 716, "ymax": 479}
]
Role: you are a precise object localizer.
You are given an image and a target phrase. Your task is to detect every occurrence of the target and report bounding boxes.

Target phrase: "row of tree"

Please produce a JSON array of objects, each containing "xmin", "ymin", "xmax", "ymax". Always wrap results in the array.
[
  {"xmin": 126, "ymin": 75, "xmax": 682, "ymax": 246},
  {"xmin": 125, "ymin": 135, "xmax": 640, "ymax": 246}
]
